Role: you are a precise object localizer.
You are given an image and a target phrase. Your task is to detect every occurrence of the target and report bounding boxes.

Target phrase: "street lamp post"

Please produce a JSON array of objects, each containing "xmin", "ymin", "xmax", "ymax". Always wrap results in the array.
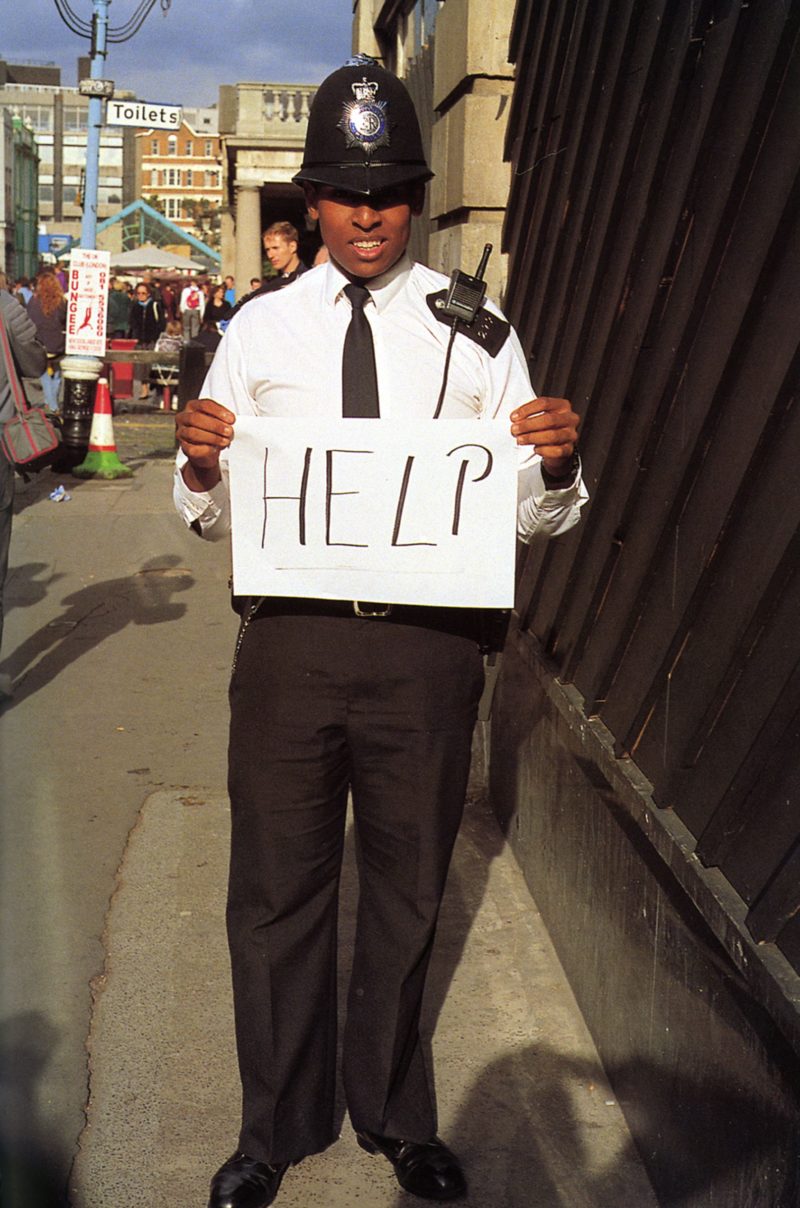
[
  {"xmin": 54, "ymin": 0, "xmax": 171, "ymax": 458},
  {"xmin": 55, "ymin": 0, "xmax": 172, "ymax": 249},
  {"xmin": 80, "ymin": 0, "xmax": 109, "ymax": 250}
]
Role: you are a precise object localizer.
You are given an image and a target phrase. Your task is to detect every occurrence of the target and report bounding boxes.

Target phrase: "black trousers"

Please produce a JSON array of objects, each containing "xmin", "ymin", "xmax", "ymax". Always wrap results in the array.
[{"xmin": 227, "ymin": 609, "xmax": 484, "ymax": 1165}]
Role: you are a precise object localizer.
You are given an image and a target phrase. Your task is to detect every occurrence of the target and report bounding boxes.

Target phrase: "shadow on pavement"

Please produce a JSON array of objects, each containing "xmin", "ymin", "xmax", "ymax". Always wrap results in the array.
[
  {"xmin": 442, "ymin": 1042, "xmax": 800, "ymax": 1208},
  {"xmin": 3, "ymin": 562, "xmax": 67, "ymax": 618},
  {"xmin": 0, "ymin": 555, "xmax": 193, "ymax": 710},
  {"xmin": 0, "ymin": 1011, "xmax": 69, "ymax": 1207}
]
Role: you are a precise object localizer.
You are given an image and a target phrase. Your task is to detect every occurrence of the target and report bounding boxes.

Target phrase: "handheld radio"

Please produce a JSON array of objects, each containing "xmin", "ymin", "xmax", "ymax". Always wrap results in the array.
[{"xmin": 440, "ymin": 243, "xmax": 493, "ymax": 325}]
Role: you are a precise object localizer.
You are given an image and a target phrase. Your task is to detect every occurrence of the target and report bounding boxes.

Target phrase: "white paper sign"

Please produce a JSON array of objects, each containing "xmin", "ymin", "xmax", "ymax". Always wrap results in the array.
[
  {"xmin": 229, "ymin": 417, "xmax": 518, "ymax": 608},
  {"xmin": 66, "ymin": 248, "xmax": 110, "ymax": 356}
]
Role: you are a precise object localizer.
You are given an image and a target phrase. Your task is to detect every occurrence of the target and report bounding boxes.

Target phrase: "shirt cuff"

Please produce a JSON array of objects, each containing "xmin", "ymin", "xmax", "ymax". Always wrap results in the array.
[
  {"xmin": 516, "ymin": 460, "xmax": 589, "ymax": 543},
  {"xmin": 173, "ymin": 460, "xmax": 231, "ymax": 541}
]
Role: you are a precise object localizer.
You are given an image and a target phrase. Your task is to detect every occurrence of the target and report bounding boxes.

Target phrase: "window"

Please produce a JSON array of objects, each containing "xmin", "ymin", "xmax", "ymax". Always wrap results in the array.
[
  {"xmin": 63, "ymin": 143, "xmax": 86, "ymax": 167},
  {"xmin": 98, "ymin": 145, "xmax": 123, "ymax": 167},
  {"xmin": 167, "ymin": 167, "xmax": 180, "ymax": 187},
  {"xmin": 98, "ymin": 186, "xmax": 122, "ymax": 207},
  {"xmin": 185, "ymin": 170, "xmax": 193, "ymax": 187},
  {"xmin": 206, "ymin": 169, "xmax": 220, "ymax": 189},
  {"xmin": 185, "ymin": 139, "xmax": 193, "ymax": 155},
  {"xmin": 21, "ymin": 105, "xmax": 53, "ymax": 133},
  {"xmin": 204, "ymin": 139, "xmax": 213, "ymax": 156},
  {"xmin": 165, "ymin": 197, "xmax": 183, "ymax": 220},
  {"xmin": 151, "ymin": 139, "xmax": 159, "ymax": 155},
  {"xmin": 64, "ymin": 105, "xmax": 89, "ymax": 133},
  {"xmin": 167, "ymin": 135, "xmax": 177, "ymax": 155},
  {"xmin": 151, "ymin": 169, "xmax": 159, "ymax": 187},
  {"xmin": 39, "ymin": 184, "xmax": 54, "ymax": 204}
]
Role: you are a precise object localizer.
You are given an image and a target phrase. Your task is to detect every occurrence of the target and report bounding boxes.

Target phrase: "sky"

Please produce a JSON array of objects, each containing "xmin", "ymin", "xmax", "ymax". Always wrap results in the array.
[{"xmin": 1, "ymin": 0, "xmax": 354, "ymax": 108}]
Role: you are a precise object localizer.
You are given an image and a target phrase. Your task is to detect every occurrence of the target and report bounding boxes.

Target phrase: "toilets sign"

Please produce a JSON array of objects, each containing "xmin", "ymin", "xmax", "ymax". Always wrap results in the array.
[
  {"xmin": 228, "ymin": 417, "xmax": 518, "ymax": 608},
  {"xmin": 106, "ymin": 100, "xmax": 182, "ymax": 130}
]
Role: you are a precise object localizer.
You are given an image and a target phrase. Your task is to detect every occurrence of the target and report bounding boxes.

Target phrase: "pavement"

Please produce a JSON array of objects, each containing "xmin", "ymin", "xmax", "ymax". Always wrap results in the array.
[{"xmin": 0, "ymin": 409, "xmax": 659, "ymax": 1207}]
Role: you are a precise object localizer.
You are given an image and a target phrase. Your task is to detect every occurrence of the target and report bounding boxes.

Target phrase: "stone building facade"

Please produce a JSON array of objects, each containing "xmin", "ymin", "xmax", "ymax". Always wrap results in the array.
[
  {"xmin": 0, "ymin": 59, "xmax": 136, "ymax": 244},
  {"xmin": 135, "ymin": 109, "xmax": 223, "ymax": 250},
  {"xmin": 217, "ymin": 82, "xmax": 317, "ymax": 296},
  {"xmin": 352, "ymin": 0, "xmax": 519, "ymax": 303},
  {"xmin": 216, "ymin": 0, "xmax": 516, "ymax": 302}
]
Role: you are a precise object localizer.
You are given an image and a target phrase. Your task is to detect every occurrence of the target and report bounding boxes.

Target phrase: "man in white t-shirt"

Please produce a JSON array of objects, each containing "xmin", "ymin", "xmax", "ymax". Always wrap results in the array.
[{"xmin": 179, "ymin": 279, "xmax": 204, "ymax": 340}]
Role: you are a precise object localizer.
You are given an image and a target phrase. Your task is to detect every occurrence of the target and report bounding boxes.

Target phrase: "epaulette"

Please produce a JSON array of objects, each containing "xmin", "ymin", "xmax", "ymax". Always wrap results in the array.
[{"xmin": 426, "ymin": 290, "xmax": 511, "ymax": 358}]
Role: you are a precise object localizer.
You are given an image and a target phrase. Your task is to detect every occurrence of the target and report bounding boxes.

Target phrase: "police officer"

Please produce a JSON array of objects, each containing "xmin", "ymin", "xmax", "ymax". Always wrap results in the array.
[{"xmin": 175, "ymin": 57, "xmax": 585, "ymax": 1208}]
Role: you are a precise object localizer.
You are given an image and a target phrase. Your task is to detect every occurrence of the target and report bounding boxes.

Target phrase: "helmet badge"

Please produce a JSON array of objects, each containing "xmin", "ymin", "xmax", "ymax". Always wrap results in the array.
[{"xmin": 338, "ymin": 77, "xmax": 390, "ymax": 156}]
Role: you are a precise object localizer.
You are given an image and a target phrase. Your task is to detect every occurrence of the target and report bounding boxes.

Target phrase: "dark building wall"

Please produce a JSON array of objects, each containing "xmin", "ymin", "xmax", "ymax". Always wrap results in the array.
[
  {"xmin": 490, "ymin": 1, "xmax": 800, "ymax": 1201},
  {"xmin": 491, "ymin": 630, "xmax": 800, "ymax": 1206}
]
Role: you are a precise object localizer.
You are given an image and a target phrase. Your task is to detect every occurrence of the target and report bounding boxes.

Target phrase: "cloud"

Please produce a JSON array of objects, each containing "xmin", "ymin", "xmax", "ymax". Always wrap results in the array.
[{"xmin": 2, "ymin": 0, "xmax": 353, "ymax": 106}]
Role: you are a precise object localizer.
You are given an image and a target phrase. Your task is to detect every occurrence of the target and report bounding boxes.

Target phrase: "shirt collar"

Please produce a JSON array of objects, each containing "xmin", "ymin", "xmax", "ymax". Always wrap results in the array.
[{"xmin": 323, "ymin": 253, "xmax": 413, "ymax": 315}]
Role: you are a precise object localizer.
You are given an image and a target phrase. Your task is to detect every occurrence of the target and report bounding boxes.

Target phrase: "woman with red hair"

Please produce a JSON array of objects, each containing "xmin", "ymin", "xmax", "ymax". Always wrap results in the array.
[{"xmin": 27, "ymin": 270, "xmax": 67, "ymax": 412}]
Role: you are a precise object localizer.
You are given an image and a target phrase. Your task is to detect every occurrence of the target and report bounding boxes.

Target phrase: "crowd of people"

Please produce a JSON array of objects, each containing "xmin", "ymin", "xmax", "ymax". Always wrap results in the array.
[
  {"xmin": 2, "ymin": 268, "xmax": 67, "ymax": 414},
  {"xmin": 3, "ymin": 215, "xmax": 322, "ymax": 406},
  {"xmin": 0, "ymin": 265, "xmax": 238, "ymax": 411},
  {"xmin": 2, "ymin": 216, "xmax": 324, "ymax": 413},
  {"xmin": 0, "ymin": 222, "xmax": 313, "ymax": 693},
  {"xmin": 112, "ymin": 272, "xmax": 233, "ymax": 402}
]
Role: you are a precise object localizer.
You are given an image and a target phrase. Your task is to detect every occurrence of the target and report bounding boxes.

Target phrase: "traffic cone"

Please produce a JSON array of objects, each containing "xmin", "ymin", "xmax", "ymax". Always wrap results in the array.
[{"xmin": 72, "ymin": 377, "xmax": 133, "ymax": 479}]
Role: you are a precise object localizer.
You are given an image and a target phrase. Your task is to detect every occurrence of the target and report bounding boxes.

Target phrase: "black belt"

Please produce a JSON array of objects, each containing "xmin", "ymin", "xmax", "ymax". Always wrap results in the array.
[
  {"xmin": 234, "ymin": 595, "xmax": 510, "ymax": 653},
  {"xmin": 261, "ymin": 598, "xmax": 396, "ymax": 619}
]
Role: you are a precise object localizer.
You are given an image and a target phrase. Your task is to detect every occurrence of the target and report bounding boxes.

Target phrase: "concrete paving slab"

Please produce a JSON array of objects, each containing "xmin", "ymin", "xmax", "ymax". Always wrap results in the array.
[
  {"xmin": 1, "ymin": 419, "xmax": 658, "ymax": 1207},
  {"xmin": 71, "ymin": 785, "xmax": 658, "ymax": 1207},
  {"xmin": 0, "ymin": 453, "xmax": 233, "ymax": 1204}
]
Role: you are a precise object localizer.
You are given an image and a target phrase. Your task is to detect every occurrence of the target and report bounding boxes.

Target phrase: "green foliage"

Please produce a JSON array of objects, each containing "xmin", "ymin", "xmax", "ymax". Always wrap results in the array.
[{"xmin": 183, "ymin": 195, "xmax": 221, "ymax": 250}]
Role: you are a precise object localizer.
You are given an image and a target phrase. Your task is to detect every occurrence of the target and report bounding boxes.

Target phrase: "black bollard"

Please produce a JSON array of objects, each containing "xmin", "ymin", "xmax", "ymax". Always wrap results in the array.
[
  {"xmin": 177, "ymin": 342, "xmax": 209, "ymax": 411},
  {"xmin": 58, "ymin": 356, "xmax": 103, "ymax": 470}
]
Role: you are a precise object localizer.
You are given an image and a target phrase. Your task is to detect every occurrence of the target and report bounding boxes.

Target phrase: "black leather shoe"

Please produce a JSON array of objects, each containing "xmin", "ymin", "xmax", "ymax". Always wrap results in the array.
[
  {"xmin": 356, "ymin": 1131, "xmax": 467, "ymax": 1200},
  {"xmin": 207, "ymin": 1152, "xmax": 290, "ymax": 1208}
]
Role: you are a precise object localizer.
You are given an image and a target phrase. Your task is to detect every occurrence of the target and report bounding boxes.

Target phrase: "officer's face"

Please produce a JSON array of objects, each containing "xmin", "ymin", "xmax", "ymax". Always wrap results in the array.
[{"xmin": 305, "ymin": 183, "xmax": 424, "ymax": 280}]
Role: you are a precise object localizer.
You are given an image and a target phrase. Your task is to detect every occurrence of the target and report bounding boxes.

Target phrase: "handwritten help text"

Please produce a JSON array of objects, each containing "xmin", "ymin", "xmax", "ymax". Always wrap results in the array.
[{"xmin": 229, "ymin": 417, "xmax": 517, "ymax": 608}]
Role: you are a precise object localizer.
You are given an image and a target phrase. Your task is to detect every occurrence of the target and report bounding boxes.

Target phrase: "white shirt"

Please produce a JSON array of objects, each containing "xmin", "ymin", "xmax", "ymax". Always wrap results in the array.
[{"xmin": 173, "ymin": 255, "xmax": 588, "ymax": 543}]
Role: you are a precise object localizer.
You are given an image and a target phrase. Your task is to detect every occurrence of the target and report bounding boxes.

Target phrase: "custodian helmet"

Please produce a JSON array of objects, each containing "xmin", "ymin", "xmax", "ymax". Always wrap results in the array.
[{"xmin": 293, "ymin": 55, "xmax": 433, "ymax": 197}]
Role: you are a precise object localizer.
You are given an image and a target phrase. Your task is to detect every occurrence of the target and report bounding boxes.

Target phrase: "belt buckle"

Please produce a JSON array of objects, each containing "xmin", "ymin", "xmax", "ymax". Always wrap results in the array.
[{"xmin": 353, "ymin": 600, "xmax": 393, "ymax": 618}]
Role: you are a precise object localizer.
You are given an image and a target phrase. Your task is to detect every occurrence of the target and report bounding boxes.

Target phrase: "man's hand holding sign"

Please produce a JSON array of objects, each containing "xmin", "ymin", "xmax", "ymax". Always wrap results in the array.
[
  {"xmin": 510, "ymin": 395, "xmax": 580, "ymax": 473},
  {"xmin": 176, "ymin": 399, "xmax": 233, "ymax": 491}
]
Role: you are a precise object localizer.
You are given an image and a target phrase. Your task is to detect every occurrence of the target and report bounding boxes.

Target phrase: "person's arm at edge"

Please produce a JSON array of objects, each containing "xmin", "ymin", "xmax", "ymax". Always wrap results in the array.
[{"xmin": 0, "ymin": 290, "xmax": 47, "ymax": 378}]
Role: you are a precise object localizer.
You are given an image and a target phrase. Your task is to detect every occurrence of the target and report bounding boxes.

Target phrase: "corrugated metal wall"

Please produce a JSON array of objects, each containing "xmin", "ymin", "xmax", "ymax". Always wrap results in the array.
[{"xmin": 503, "ymin": 0, "xmax": 800, "ymax": 966}]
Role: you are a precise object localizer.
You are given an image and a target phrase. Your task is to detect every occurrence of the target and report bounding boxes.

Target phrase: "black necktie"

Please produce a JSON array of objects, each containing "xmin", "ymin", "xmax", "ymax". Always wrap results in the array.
[{"xmin": 342, "ymin": 283, "xmax": 379, "ymax": 418}]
